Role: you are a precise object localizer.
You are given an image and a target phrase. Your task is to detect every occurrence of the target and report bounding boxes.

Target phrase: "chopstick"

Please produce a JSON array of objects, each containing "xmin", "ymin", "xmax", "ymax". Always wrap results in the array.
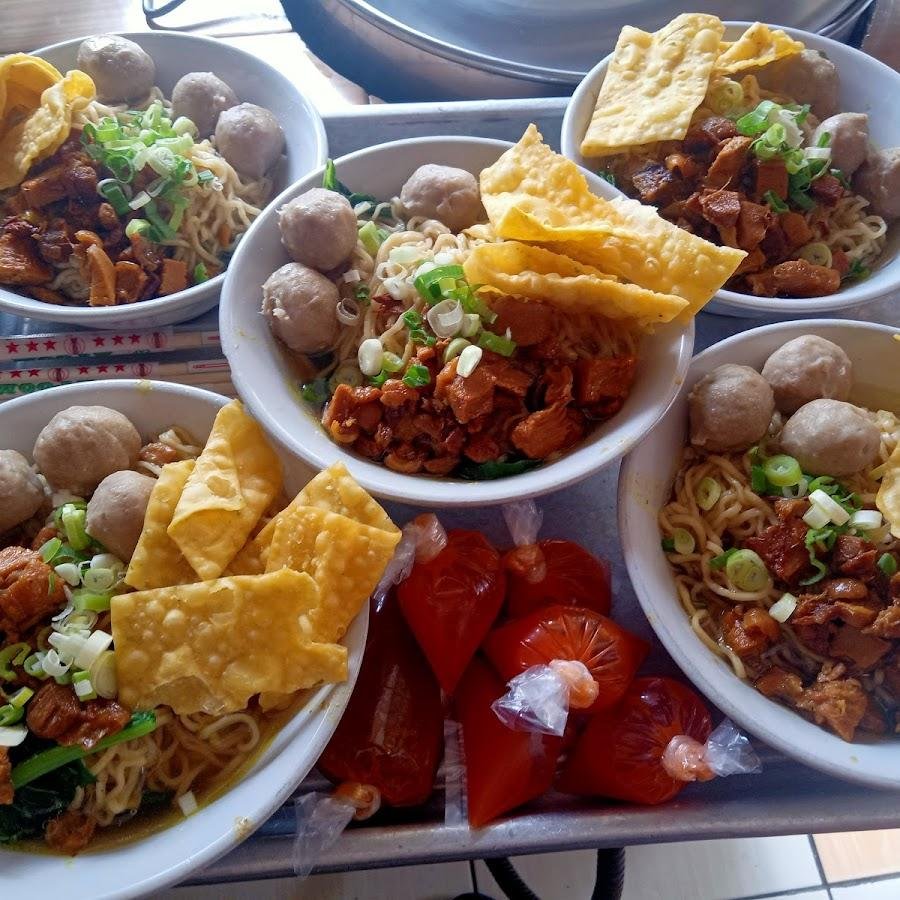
[
  {"xmin": 0, "ymin": 327, "xmax": 220, "ymax": 362},
  {"xmin": 0, "ymin": 358, "xmax": 230, "ymax": 384}
]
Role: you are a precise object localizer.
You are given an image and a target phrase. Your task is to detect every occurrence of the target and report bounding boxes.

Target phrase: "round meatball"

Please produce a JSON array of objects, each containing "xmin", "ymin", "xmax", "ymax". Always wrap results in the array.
[
  {"xmin": 76, "ymin": 35, "xmax": 155, "ymax": 104},
  {"xmin": 399, "ymin": 164, "xmax": 484, "ymax": 232},
  {"xmin": 689, "ymin": 364, "xmax": 775, "ymax": 452},
  {"xmin": 33, "ymin": 406, "xmax": 141, "ymax": 496},
  {"xmin": 171, "ymin": 71, "xmax": 238, "ymax": 138},
  {"xmin": 755, "ymin": 49, "xmax": 839, "ymax": 120},
  {"xmin": 761, "ymin": 335, "xmax": 853, "ymax": 415},
  {"xmin": 811, "ymin": 113, "xmax": 869, "ymax": 178},
  {"xmin": 278, "ymin": 188, "xmax": 357, "ymax": 272},
  {"xmin": 85, "ymin": 470, "xmax": 154, "ymax": 561},
  {"xmin": 262, "ymin": 262, "xmax": 340, "ymax": 355},
  {"xmin": 0, "ymin": 449, "xmax": 45, "ymax": 534},
  {"xmin": 215, "ymin": 103, "xmax": 284, "ymax": 179},
  {"xmin": 853, "ymin": 147, "xmax": 900, "ymax": 221},
  {"xmin": 780, "ymin": 399, "xmax": 880, "ymax": 476}
]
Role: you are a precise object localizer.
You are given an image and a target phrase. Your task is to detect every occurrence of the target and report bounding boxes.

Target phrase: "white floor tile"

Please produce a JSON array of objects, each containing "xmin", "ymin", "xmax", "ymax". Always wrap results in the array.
[
  {"xmin": 474, "ymin": 850, "xmax": 598, "ymax": 899},
  {"xmin": 162, "ymin": 860, "xmax": 472, "ymax": 900},
  {"xmin": 832, "ymin": 876, "xmax": 900, "ymax": 900},
  {"xmin": 622, "ymin": 834, "xmax": 823, "ymax": 900}
]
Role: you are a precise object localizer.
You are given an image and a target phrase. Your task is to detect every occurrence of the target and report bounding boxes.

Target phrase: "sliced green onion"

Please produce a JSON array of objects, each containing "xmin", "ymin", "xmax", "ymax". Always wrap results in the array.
[
  {"xmin": 0, "ymin": 643, "xmax": 29, "ymax": 681},
  {"xmin": 444, "ymin": 337, "xmax": 471, "ymax": 363},
  {"xmin": 848, "ymin": 509, "xmax": 883, "ymax": 532},
  {"xmin": 460, "ymin": 313, "xmax": 481, "ymax": 338},
  {"xmin": 197, "ymin": 168, "xmax": 215, "ymax": 184},
  {"xmin": 750, "ymin": 465, "xmax": 769, "ymax": 494},
  {"xmin": 81, "ymin": 567, "xmax": 115, "ymax": 593},
  {"xmin": 39, "ymin": 537, "xmax": 62, "ymax": 563},
  {"xmin": 23, "ymin": 653, "xmax": 48, "ymax": 680},
  {"xmin": 736, "ymin": 100, "xmax": 777, "ymax": 136},
  {"xmin": 878, "ymin": 553, "xmax": 898, "ymax": 577},
  {"xmin": 12, "ymin": 710, "xmax": 157, "ymax": 788},
  {"xmin": 478, "ymin": 330, "xmax": 516, "ymax": 357},
  {"xmin": 97, "ymin": 180, "xmax": 131, "ymax": 215},
  {"xmin": 144, "ymin": 200, "xmax": 177, "ymax": 241},
  {"xmin": 54, "ymin": 561, "xmax": 81, "ymax": 586},
  {"xmin": 763, "ymin": 190, "xmax": 788, "ymax": 214},
  {"xmin": 696, "ymin": 477, "xmax": 722, "ymax": 511},
  {"xmin": 710, "ymin": 547, "xmax": 738, "ymax": 570},
  {"xmin": 60, "ymin": 503, "xmax": 90, "ymax": 551},
  {"xmin": 671, "ymin": 528, "xmax": 696, "ymax": 555},
  {"xmin": 798, "ymin": 242, "xmax": 832, "ymax": 268},
  {"xmin": 193, "ymin": 262, "xmax": 209, "ymax": 284},
  {"xmin": 661, "ymin": 538, "xmax": 676, "ymax": 552},
  {"xmin": 0, "ymin": 704, "xmax": 24, "ymax": 726},
  {"xmin": 456, "ymin": 344, "xmax": 483, "ymax": 377},
  {"xmin": 402, "ymin": 363, "xmax": 431, "ymax": 389},
  {"xmin": 89, "ymin": 650, "xmax": 117, "ymax": 699},
  {"xmin": 381, "ymin": 351, "xmax": 404, "ymax": 373},
  {"xmin": 105, "ymin": 154, "xmax": 134, "ymax": 183},
  {"xmin": 763, "ymin": 455, "xmax": 803, "ymax": 488},
  {"xmin": 72, "ymin": 589, "xmax": 112, "ymax": 613},
  {"xmin": 414, "ymin": 264, "xmax": 465, "ymax": 301},
  {"xmin": 72, "ymin": 671, "xmax": 97, "ymax": 702},
  {"xmin": 789, "ymin": 191, "xmax": 816, "ymax": 211},
  {"xmin": 7, "ymin": 686, "xmax": 33, "ymax": 709},
  {"xmin": 358, "ymin": 220, "xmax": 385, "ymax": 256},
  {"xmin": 725, "ymin": 549, "xmax": 770, "ymax": 592},
  {"xmin": 808, "ymin": 488, "xmax": 850, "ymax": 526},
  {"xmin": 802, "ymin": 502, "xmax": 831, "ymax": 530},
  {"xmin": 769, "ymin": 593, "xmax": 798, "ymax": 623},
  {"xmin": 125, "ymin": 218, "xmax": 152, "ymax": 240}
]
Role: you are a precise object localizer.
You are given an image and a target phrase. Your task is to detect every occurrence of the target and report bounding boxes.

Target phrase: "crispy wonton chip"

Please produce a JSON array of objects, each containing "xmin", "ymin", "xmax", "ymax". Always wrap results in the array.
[
  {"xmin": 479, "ymin": 125, "xmax": 745, "ymax": 314},
  {"xmin": 228, "ymin": 462, "xmax": 398, "ymax": 576},
  {"xmin": 0, "ymin": 66, "xmax": 95, "ymax": 190},
  {"xmin": 876, "ymin": 442, "xmax": 900, "ymax": 540},
  {"xmin": 266, "ymin": 506, "xmax": 401, "ymax": 643},
  {"xmin": 112, "ymin": 569, "xmax": 347, "ymax": 715},
  {"xmin": 715, "ymin": 22, "xmax": 805, "ymax": 75},
  {"xmin": 126, "ymin": 459, "xmax": 198, "ymax": 590},
  {"xmin": 580, "ymin": 14, "xmax": 724, "ymax": 157},
  {"xmin": 464, "ymin": 242, "xmax": 687, "ymax": 330},
  {"xmin": 168, "ymin": 400, "xmax": 282, "ymax": 580}
]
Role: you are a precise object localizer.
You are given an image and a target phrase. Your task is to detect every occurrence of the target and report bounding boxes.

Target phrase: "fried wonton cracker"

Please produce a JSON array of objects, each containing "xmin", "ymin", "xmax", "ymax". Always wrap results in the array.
[
  {"xmin": 580, "ymin": 14, "xmax": 724, "ymax": 157},
  {"xmin": 715, "ymin": 22, "xmax": 805, "ymax": 75},
  {"xmin": 266, "ymin": 506, "xmax": 401, "ymax": 643},
  {"xmin": 0, "ymin": 64, "xmax": 95, "ymax": 190},
  {"xmin": 464, "ymin": 242, "xmax": 687, "ymax": 330},
  {"xmin": 479, "ymin": 126, "xmax": 745, "ymax": 313},
  {"xmin": 126, "ymin": 459, "xmax": 198, "ymax": 590},
  {"xmin": 168, "ymin": 400, "xmax": 282, "ymax": 580},
  {"xmin": 876, "ymin": 442, "xmax": 900, "ymax": 540},
  {"xmin": 112, "ymin": 569, "xmax": 347, "ymax": 715},
  {"xmin": 228, "ymin": 462, "xmax": 398, "ymax": 577}
]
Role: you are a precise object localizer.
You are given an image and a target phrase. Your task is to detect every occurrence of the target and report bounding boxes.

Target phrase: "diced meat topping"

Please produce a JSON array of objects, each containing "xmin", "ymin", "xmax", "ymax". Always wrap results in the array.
[
  {"xmin": 722, "ymin": 605, "xmax": 781, "ymax": 658},
  {"xmin": 832, "ymin": 535, "xmax": 878, "ymax": 579},
  {"xmin": 139, "ymin": 441, "xmax": 181, "ymax": 467},
  {"xmin": 0, "ymin": 546, "xmax": 67, "ymax": 641},
  {"xmin": 44, "ymin": 810, "xmax": 97, "ymax": 855},
  {"xmin": 26, "ymin": 682, "xmax": 130, "ymax": 751},
  {"xmin": 0, "ymin": 747, "xmax": 12, "ymax": 805},
  {"xmin": 744, "ymin": 518, "xmax": 811, "ymax": 585},
  {"xmin": 795, "ymin": 676, "xmax": 868, "ymax": 741}
]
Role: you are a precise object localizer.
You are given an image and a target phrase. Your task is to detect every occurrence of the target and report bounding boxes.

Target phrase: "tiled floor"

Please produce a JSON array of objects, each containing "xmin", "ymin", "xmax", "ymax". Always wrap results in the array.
[{"xmin": 165, "ymin": 829, "xmax": 900, "ymax": 899}]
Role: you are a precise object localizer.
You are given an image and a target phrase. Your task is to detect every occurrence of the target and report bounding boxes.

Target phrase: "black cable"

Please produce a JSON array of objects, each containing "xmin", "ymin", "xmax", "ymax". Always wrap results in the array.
[
  {"xmin": 143, "ymin": 0, "xmax": 187, "ymax": 21},
  {"xmin": 591, "ymin": 847, "xmax": 626, "ymax": 900},
  {"xmin": 483, "ymin": 857, "xmax": 541, "ymax": 900}
]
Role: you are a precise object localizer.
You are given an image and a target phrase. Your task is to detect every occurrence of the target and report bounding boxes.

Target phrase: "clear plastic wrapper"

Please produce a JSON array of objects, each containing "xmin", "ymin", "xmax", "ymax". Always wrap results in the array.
[
  {"xmin": 502, "ymin": 499, "xmax": 547, "ymax": 583},
  {"xmin": 442, "ymin": 719, "xmax": 467, "ymax": 826},
  {"xmin": 661, "ymin": 718, "xmax": 763, "ymax": 784},
  {"xmin": 491, "ymin": 661, "xmax": 597, "ymax": 737},
  {"xmin": 373, "ymin": 513, "xmax": 447, "ymax": 602}
]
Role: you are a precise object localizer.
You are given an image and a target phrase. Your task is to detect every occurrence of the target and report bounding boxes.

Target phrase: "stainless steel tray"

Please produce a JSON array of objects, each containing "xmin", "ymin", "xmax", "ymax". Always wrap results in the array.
[{"xmin": 2, "ymin": 100, "xmax": 899, "ymax": 886}]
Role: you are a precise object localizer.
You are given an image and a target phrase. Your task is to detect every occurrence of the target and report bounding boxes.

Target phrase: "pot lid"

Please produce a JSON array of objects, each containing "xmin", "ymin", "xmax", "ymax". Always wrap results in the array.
[{"xmin": 344, "ymin": 0, "xmax": 866, "ymax": 84}]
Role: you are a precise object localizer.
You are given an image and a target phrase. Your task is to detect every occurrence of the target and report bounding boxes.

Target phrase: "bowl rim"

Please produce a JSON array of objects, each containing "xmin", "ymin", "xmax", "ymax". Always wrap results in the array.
[
  {"xmin": 618, "ymin": 317, "xmax": 900, "ymax": 788},
  {"xmin": 560, "ymin": 21, "xmax": 900, "ymax": 316},
  {"xmin": 0, "ymin": 378, "xmax": 366, "ymax": 897},
  {"xmin": 220, "ymin": 133, "xmax": 695, "ymax": 507},
  {"xmin": 0, "ymin": 30, "xmax": 329, "ymax": 326}
]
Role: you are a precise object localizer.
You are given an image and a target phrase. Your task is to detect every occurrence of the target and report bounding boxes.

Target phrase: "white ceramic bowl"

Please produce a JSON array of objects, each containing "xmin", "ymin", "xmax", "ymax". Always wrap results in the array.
[
  {"xmin": 619, "ymin": 319, "xmax": 900, "ymax": 788},
  {"xmin": 0, "ymin": 380, "xmax": 366, "ymax": 899},
  {"xmin": 0, "ymin": 32, "xmax": 328, "ymax": 329},
  {"xmin": 561, "ymin": 23, "xmax": 900, "ymax": 318},
  {"xmin": 220, "ymin": 136, "xmax": 694, "ymax": 507}
]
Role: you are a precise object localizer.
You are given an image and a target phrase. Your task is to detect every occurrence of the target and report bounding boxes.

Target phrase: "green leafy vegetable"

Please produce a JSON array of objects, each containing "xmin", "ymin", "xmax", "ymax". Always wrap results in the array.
[
  {"xmin": 402, "ymin": 364, "xmax": 431, "ymax": 389},
  {"xmin": 845, "ymin": 258, "xmax": 870, "ymax": 282},
  {"xmin": 300, "ymin": 379, "xmax": 330, "ymax": 405},
  {"xmin": 661, "ymin": 538, "xmax": 676, "ymax": 552},
  {"xmin": 458, "ymin": 458, "xmax": 542, "ymax": 481},
  {"xmin": 598, "ymin": 170, "xmax": 617, "ymax": 186},
  {"xmin": 402, "ymin": 309, "xmax": 436, "ymax": 347},
  {"xmin": 762, "ymin": 190, "xmax": 788, "ymax": 213}
]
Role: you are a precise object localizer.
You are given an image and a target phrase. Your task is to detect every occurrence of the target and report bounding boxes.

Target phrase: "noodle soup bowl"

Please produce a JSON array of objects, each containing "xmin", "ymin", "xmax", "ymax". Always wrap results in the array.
[
  {"xmin": 220, "ymin": 136, "xmax": 695, "ymax": 507},
  {"xmin": 0, "ymin": 380, "xmax": 366, "ymax": 898},
  {"xmin": 0, "ymin": 32, "xmax": 328, "ymax": 329},
  {"xmin": 619, "ymin": 319, "xmax": 900, "ymax": 788},
  {"xmin": 561, "ymin": 24, "xmax": 900, "ymax": 318}
]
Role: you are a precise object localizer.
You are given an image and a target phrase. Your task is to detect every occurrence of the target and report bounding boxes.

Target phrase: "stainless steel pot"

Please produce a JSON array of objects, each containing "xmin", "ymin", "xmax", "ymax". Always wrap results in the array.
[{"xmin": 287, "ymin": 0, "xmax": 875, "ymax": 101}]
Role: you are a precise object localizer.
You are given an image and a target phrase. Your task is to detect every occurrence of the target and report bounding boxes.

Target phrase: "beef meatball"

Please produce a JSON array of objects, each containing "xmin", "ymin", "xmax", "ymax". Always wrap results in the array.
[
  {"xmin": 33, "ymin": 406, "xmax": 141, "ymax": 496},
  {"xmin": 85, "ymin": 470, "xmax": 155, "ymax": 561},
  {"xmin": 399, "ymin": 164, "xmax": 484, "ymax": 232},
  {"xmin": 853, "ymin": 148, "xmax": 900, "ymax": 221},
  {"xmin": 689, "ymin": 364, "xmax": 775, "ymax": 452},
  {"xmin": 754, "ymin": 49, "xmax": 839, "ymax": 120},
  {"xmin": 761, "ymin": 335, "xmax": 853, "ymax": 415},
  {"xmin": 0, "ymin": 449, "xmax": 45, "ymax": 534},
  {"xmin": 811, "ymin": 113, "xmax": 869, "ymax": 178},
  {"xmin": 171, "ymin": 72, "xmax": 238, "ymax": 138},
  {"xmin": 76, "ymin": 35, "xmax": 155, "ymax": 104},
  {"xmin": 262, "ymin": 262, "xmax": 340, "ymax": 355},
  {"xmin": 215, "ymin": 103, "xmax": 284, "ymax": 179},
  {"xmin": 278, "ymin": 188, "xmax": 357, "ymax": 272},
  {"xmin": 780, "ymin": 399, "xmax": 880, "ymax": 476}
]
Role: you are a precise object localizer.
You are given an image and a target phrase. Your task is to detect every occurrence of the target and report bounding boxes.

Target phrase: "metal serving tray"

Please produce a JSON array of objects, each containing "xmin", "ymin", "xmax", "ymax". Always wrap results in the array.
[{"xmin": 2, "ymin": 101, "xmax": 899, "ymax": 884}]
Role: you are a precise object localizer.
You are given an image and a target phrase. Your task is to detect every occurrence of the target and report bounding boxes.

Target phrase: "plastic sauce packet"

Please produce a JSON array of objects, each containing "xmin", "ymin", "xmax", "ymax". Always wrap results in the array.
[
  {"xmin": 373, "ymin": 513, "xmax": 447, "ymax": 602},
  {"xmin": 661, "ymin": 718, "xmax": 763, "ymax": 784},
  {"xmin": 292, "ymin": 784, "xmax": 382, "ymax": 878},
  {"xmin": 491, "ymin": 661, "xmax": 597, "ymax": 737}
]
